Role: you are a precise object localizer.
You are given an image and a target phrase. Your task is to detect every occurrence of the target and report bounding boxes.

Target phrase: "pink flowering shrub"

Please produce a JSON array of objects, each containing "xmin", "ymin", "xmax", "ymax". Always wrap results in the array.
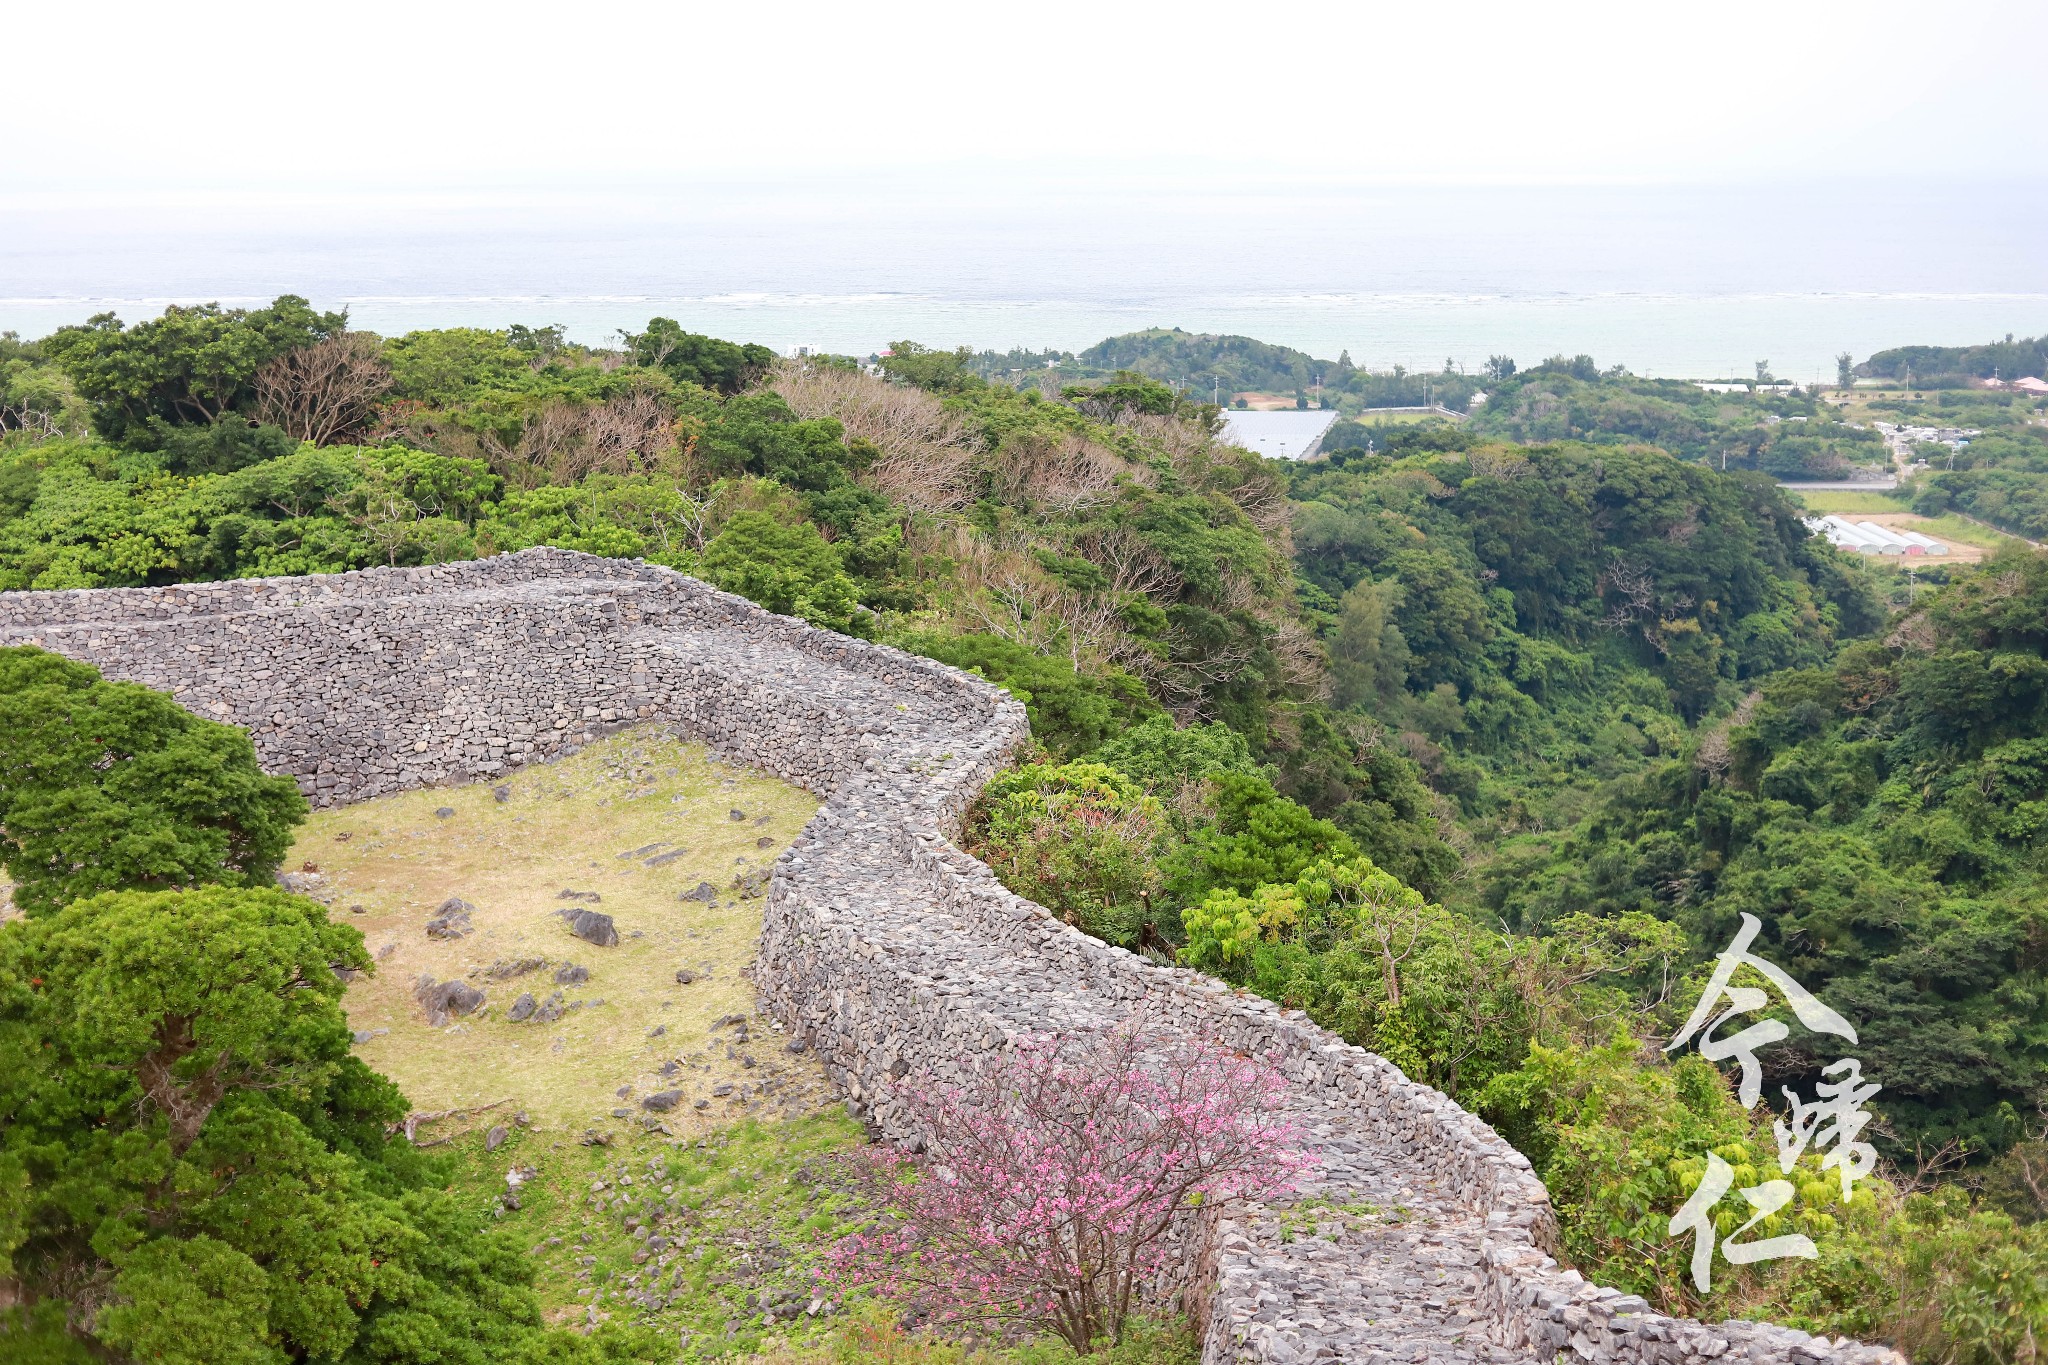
[{"xmin": 829, "ymin": 1021, "xmax": 1305, "ymax": 1352}]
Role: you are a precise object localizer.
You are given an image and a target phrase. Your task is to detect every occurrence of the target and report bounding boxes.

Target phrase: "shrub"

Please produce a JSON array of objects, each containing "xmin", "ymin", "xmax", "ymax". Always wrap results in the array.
[
  {"xmin": 829, "ymin": 1024, "xmax": 1301, "ymax": 1352},
  {"xmin": 965, "ymin": 763, "xmax": 1170, "ymax": 949}
]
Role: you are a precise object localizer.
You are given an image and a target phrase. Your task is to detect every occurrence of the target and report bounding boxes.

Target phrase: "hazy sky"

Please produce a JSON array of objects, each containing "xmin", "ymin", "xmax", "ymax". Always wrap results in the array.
[{"xmin": 9, "ymin": 0, "xmax": 2046, "ymax": 198}]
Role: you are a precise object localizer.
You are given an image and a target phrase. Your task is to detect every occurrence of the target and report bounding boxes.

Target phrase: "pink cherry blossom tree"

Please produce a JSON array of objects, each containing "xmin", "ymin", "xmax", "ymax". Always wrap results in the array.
[{"xmin": 830, "ymin": 1020, "xmax": 1305, "ymax": 1352}]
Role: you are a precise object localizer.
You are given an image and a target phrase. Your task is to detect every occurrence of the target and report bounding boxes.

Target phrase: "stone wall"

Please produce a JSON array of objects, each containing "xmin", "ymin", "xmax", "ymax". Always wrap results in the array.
[{"xmin": 0, "ymin": 551, "xmax": 1898, "ymax": 1365}]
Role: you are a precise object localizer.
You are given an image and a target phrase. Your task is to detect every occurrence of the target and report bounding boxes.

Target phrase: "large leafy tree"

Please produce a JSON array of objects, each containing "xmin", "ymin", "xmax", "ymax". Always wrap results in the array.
[
  {"xmin": 620, "ymin": 319, "xmax": 772, "ymax": 395},
  {"xmin": 0, "ymin": 647, "xmax": 307, "ymax": 914},
  {"xmin": 42, "ymin": 297, "xmax": 345, "ymax": 448},
  {"xmin": 0, "ymin": 886, "xmax": 650, "ymax": 1365}
]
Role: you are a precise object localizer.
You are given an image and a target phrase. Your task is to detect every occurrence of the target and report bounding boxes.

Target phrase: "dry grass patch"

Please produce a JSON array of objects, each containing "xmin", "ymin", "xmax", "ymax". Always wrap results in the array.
[{"xmin": 291, "ymin": 726, "xmax": 835, "ymax": 1136}]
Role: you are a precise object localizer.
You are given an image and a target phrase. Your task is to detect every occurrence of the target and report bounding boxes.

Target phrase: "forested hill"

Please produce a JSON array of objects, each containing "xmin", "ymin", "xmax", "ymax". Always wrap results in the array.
[
  {"xmin": 1860, "ymin": 333, "xmax": 2048, "ymax": 384},
  {"xmin": 1076, "ymin": 327, "xmax": 1335, "ymax": 397},
  {"xmin": 1490, "ymin": 545, "xmax": 2048, "ymax": 1152},
  {"xmin": 1468, "ymin": 361, "xmax": 1886, "ymax": 479},
  {"xmin": 1288, "ymin": 434, "xmax": 1877, "ymax": 824}
]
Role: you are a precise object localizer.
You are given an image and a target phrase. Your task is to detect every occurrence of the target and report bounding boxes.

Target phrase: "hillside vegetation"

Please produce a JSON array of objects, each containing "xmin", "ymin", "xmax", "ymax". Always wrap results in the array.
[{"xmin": 7, "ymin": 306, "xmax": 2048, "ymax": 1361}]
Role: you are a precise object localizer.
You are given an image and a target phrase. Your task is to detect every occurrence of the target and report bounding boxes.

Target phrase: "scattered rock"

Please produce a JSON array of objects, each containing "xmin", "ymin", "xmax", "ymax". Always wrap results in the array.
[
  {"xmin": 492, "ymin": 784, "xmax": 511, "ymax": 803},
  {"xmin": 674, "ymin": 967, "xmax": 698, "ymax": 985},
  {"xmin": 785, "ymin": 1038, "xmax": 808, "ymax": 1054},
  {"xmin": 641, "ymin": 1090, "xmax": 685, "ymax": 1113},
  {"xmin": 352, "ymin": 1028, "xmax": 389, "ymax": 1044},
  {"xmin": 276, "ymin": 870, "xmax": 333, "ymax": 903},
  {"xmin": 711, "ymin": 1083, "xmax": 734, "ymax": 1098},
  {"xmin": 350, "ymin": 903, "xmax": 366, "ymax": 914},
  {"xmin": 556, "ymin": 888, "xmax": 603, "ymax": 904},
  {"xmin": 554, "ymin": 963, "xmax": 590, "ymax": 985},
  {"xmin": 692, "ymin": 1099, "xmax": 709, "ymax": 1110},
  {"xmin": 644, "ymin": 848, "xmax": 688, "ymax": 867},
  {"xmin": 617, "ymin": 842, "xmax": 668, "ymax": 860},
  {"xmin": 532, "ymin": 991, "xmax": 567, "ymax": 1023},
  {"xmin": 485, "ymin": 957, "xmax": 548, "ymax": 981},
  {"xmin": 678, "ymin": 882, "xmax": 718, "ymax": 904},
  {"xmin": 415, "ymin": 974, "xmax": 485, "ymax": 1025},
  {"xmin": 424, "ymin": 897, "xmax": 476, "ymax": 940},
  {"xmin": 507, "ymin": 992, "xmax": 538, "ymax": 1022},
  {"xmin": 733, "ymin": 869, "xmax": 770, "ymax": 900},
  {"xmin": 728, "ymin": 809, "xmax": 746, "ymax": 822},
  {"xmin": 434, "ymin": 806, "xmax": 456, "ymax": 819},
  {"xmin": 485, "ymin": 1124, "xmax": 509, "ymax": 1151},
  {"xmin": 610, "ymin": 1107, "xmax": 631, "ymax": 1119},
  {"xmin": 648, "ymin": 1025, "xmax": 666, "ymax": 1038},
  {"xmin": 756, "ymin": 836, "xmax": 775, "ymax": 849},
  {"xmin": 561, "ymin": 909, "xmax": 618, "ymax": 947},
  {"xmin": 579, "ymin": 1129, "xmax": 613, "ymax": 1147}
]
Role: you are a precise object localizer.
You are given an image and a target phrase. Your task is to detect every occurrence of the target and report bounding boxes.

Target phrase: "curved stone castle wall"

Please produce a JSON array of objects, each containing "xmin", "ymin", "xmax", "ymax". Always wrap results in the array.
[{"xmin": 0, "ymin": 550, "xmax": 1896, "ymax": 1365}]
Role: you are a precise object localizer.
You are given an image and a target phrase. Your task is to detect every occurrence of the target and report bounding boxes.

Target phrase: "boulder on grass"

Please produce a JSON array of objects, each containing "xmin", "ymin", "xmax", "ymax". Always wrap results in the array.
[
  {"xmin": 561, "ymin": 909, "xmax": 618, "ymax": 948},
  {"xmin": 415, "ymin": 974, "xmax": 485, "ymax": 1026},
  {"xmin": 424, "ymin": 897, "xmax": 476, "ymax": 940}
]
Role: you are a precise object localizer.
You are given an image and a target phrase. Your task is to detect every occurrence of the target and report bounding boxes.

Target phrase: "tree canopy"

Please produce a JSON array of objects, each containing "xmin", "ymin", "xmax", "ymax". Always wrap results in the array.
[{"xmin": 0, "ymin": 646, "xmax": 307, "ymax": 914}]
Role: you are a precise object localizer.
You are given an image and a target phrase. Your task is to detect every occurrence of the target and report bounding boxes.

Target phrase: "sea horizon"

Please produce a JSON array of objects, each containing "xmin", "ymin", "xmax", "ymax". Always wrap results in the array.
[{"xmin": 6, "ymin": 175, "xmax": 2044, "ymax": 379}]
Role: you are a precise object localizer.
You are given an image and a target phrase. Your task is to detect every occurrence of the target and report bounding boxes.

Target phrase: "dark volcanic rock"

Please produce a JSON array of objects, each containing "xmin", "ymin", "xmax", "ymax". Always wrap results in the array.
[
  {"xmin": 562, "ymin": 909, "xmax": 618, "ymax": 947},
  {"xmin": 424, "ymin": 897, "xmax": 476, "ymax": 940},
  {"xmin": 415, "ymin": 974, "xmax": 485, "ymax": 1025},
  {"xmin": 641, "ymin": 1090, "xmax": 685, "ymax": 1112},
  {"xmin": 554, "ymin": 963, "xmax": 590, "ymax": 985},
  {"xmin": 507, "ymin": 992, "xmax": 538, "ymax": 1022}
]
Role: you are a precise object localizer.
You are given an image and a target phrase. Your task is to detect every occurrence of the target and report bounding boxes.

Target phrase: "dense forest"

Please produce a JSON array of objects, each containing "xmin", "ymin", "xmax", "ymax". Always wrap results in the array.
[{"xmin": 5, "ymin": 303, "xmax": 2048, "ymax": 1362}]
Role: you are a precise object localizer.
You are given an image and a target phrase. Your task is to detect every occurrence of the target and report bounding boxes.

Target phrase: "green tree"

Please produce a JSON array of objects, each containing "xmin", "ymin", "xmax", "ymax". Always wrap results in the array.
[
  {"xmin": 42, "ymin": 297, "xmax": 345, "ymax": 447},
  {"xmin": 1092, "ymin": 715, "xmax": 1265, "ymax": 804},
  {"xmin": 1167, "ymin": 772, "xmax": 1358, "ymax": 903},
  {"xmin": 620, "ymin": 319, "xmax": 772, "ymax": 395},
  {"xmin": 0, "ymin": 647, "xmax": 307, "ymax": 914},
  {"xmin": 0, "ymin": 886, "xmax": 654, "ymax": 1364},
  {"xmin": 699, "ymin": 509, "xmax": 866, "ymax": 636},
  {"xmin": 892, "ymin": 631, "xmax": 1157, "ymax": 759}
]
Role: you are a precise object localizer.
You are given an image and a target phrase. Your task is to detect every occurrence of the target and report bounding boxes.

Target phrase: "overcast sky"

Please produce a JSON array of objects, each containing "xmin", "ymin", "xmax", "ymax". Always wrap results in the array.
[{"xmin": 8, "ymin": 0, "xmax": 2046, "ymax": 201}]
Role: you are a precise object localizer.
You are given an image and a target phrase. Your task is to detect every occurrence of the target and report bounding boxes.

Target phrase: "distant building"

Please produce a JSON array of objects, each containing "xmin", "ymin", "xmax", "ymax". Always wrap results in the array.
[
  {"xmin": 2015, "ymin": 376, "xmax": 2048, "ymax": 396},
  {"xmin": 1218, "ymin": 410, "xmax": 1340, "ymax": 461}
]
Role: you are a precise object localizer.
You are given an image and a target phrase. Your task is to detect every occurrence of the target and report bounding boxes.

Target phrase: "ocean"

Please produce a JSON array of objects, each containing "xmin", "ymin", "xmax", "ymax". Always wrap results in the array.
[{"xmin": 4, "ymin": 176, "xmax": 2044, "ymax": 379}]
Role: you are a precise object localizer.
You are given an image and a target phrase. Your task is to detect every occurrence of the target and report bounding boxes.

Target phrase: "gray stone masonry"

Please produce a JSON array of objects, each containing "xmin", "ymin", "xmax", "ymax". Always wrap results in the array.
[{"xmin": 0, "ymin": 549, "xmax": 1900, "ymax": 1365}]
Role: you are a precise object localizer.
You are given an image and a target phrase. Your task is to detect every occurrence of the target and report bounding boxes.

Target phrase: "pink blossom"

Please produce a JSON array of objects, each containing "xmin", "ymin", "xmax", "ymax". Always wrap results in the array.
[{"xmin": 829, "ymin": 1018, "xmax": 1306, "ymax": 1351}]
